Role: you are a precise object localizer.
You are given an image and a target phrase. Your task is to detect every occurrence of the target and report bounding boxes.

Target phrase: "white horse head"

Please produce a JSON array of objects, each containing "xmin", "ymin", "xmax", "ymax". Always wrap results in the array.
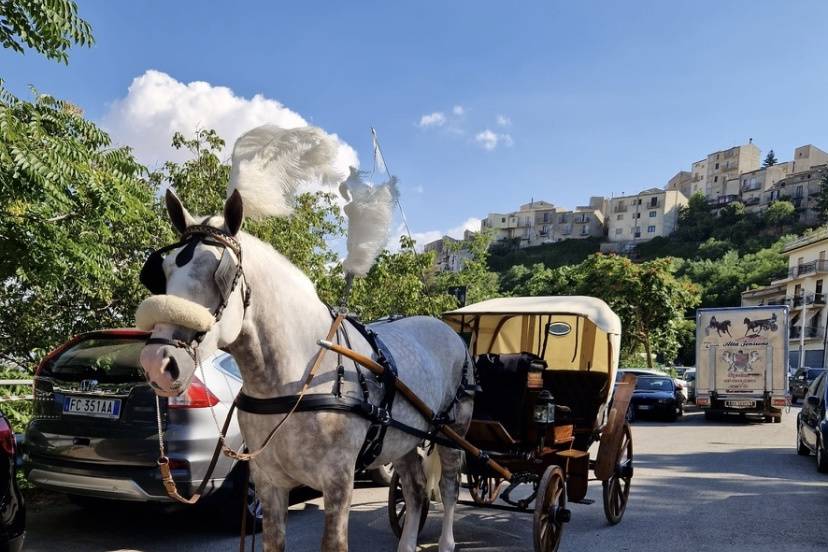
[{"xmin": 138, "ymin": 189, "xmax": 248, "ymax": 396}]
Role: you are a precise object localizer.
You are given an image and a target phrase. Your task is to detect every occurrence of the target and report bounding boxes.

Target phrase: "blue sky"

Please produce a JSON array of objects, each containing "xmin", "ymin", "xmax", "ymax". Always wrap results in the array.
[{"xmin": 5, "ymin": 1, "xmax": 828, "ymax": 244}]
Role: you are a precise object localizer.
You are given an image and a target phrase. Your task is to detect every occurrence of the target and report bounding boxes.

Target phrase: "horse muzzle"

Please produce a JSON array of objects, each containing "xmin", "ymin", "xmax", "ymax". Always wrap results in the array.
[{"xmin": 140, "ymin": 343, "xmax": 196, "ymax": 397}]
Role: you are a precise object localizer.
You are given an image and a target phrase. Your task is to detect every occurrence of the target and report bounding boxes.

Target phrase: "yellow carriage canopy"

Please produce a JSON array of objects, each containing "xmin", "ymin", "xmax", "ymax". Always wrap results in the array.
[{"xmin": 443, "ymin": 296, "xmax": 622, "ymax": 382}]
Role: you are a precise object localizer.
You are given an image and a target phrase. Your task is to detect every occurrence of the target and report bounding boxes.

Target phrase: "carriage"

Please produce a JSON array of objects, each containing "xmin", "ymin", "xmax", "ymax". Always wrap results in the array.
[{"xmin": 387, "ymin": 296, "xmax": 636, "ymax": 552}]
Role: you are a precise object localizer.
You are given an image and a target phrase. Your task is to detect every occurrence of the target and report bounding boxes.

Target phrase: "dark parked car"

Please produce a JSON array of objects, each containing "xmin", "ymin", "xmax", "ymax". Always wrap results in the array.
[
  {"xmin": 629, "ymin": 376, "xmax": 685, "ymax": 422},
  {"xmin": 796, "ymin": 371, "xmax": 828, "ymax": 472},
  {"xmin": 0, "ymin": 410, "xmax": 24, "ymax": 552},
  {"xmin": 790, "ymin": 367, "xmax": 826, "ymax": 404}
]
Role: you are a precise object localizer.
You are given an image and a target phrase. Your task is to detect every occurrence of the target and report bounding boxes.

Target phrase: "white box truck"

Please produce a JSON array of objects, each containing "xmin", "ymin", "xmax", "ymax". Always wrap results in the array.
[{"xmin": 696, "ymin": 306, "xmax": 788, "ymax": 423}]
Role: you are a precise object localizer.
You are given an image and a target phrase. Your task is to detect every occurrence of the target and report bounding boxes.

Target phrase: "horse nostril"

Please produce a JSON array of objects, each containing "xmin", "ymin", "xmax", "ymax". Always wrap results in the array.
[{"xmin": 165, "ymin": 356, "xmax": 180, "ymax": 381}]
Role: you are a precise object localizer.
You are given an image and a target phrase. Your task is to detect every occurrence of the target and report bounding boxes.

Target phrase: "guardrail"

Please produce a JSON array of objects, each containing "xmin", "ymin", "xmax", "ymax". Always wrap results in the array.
[{"xmin": 0, "ymin": 379, "xmax": 33, "ymax": 403}]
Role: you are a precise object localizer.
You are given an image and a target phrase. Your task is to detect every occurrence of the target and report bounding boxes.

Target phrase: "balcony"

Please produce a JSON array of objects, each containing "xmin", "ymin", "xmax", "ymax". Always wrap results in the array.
[
  {"xmin": 742, "ymin": 182, "xmax": 762, "ymax": 192},
  {"xmin": 787, "ymin": 292, "xmax": 826, "ymax": 308},
  {"xmin": 708, "ymin": 194, "xmax": 740, "ymax": 207},
  {"xmin": 613, "ymin": 205, "xmax": 628, "ymax": 213},
  {"xmin": 743, "ymin": 196, "xmax": 761, "ymax": 206},
  {"xmin": 788, "ymin": 260, "xmax": 828, "ymax": 279},
  {"xmin": 790, "ymin": 326, "xmax": 825, "ymax": 340}
]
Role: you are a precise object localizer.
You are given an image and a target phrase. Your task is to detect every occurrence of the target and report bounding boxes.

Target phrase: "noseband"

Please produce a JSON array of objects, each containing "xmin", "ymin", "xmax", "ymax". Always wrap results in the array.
[{"xmin": 140, "ymin": 224, "xmax": 251, "ymax": 363}]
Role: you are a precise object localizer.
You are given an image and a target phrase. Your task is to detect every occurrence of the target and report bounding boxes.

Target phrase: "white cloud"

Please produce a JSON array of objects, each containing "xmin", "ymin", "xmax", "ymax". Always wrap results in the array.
[
  {"xmin": 452, "ymin": 105, "xmax": 465, "ymax": 116},
  {"xmin": 496, "ymin": 114, "xmax": 511, "ymax": 126},
  {"xmin": 417, "ymin": 112, "xmax": 447, "ymax": 128},
  {"xmin": 474, "ymin": 129, "xmax": 513, "ymax": 151},
  {"xmin": 102, "ymin": 70, "xmax": 358, "ymax": 177}
]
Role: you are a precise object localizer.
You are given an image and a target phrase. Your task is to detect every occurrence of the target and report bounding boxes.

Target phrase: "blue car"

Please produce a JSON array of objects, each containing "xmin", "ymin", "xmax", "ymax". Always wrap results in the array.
[{"xmin": 796, "ymin": 370, "xmax": 828, "ymax": 472}]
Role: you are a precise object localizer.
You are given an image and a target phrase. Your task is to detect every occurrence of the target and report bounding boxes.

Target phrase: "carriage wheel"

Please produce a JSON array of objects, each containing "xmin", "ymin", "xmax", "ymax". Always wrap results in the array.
[
  {"xmin": 533, "ymin": 466, "xmax": 569, "ymax": 552},
  {"xmin": 468, "ymin": 473, "xmax": 504, "ymax": 505},
  {"xmin": 387, "ymin": 471, "xmax": 428, "ymax": 539},
  {"xmin": 602, "ymin": 422, "xmax": 633, "ymax": 525}
]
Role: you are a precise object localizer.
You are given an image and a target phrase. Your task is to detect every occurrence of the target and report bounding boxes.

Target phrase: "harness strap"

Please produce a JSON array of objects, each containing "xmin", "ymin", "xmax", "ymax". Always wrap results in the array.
[
  {"xmin": 221, "ymin": 313, "xmax": 346, "ymax": 462},
  {"xmin": 235, "ymin": 391, "xmax": 461, "ymax": 450},
  {"xmin": 157, "ymin": 400, "xmax": 237, "ymax": 505}
]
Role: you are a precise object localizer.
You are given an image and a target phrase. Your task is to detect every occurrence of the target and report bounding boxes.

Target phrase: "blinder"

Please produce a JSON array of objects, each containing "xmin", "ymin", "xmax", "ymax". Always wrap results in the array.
[{"xmin": 140, "ymin": 225, "xmax": 244, "ymax": 302}]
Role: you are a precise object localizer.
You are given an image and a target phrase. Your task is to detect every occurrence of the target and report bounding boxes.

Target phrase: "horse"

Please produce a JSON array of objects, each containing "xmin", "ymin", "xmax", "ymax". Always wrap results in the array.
[
  {"xmin": 138, "ymin": 190, "xmax": 474, "ymax": 552},
  {"xmin": 743, "ymin": 313, "xmax": 778, "ymax": 337},
  {"xmin": 706, "ymin": 316, "xmax": 732, "ymax": 337}
]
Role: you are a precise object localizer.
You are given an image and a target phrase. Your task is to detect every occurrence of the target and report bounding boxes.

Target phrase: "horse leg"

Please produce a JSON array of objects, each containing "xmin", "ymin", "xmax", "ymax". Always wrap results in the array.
[
  {"xmin": 394, "ymin": 449, "xmax": 427, "ymax": 552},
  {"xmin": 259, "ymin": 484, "xmax": 290, "ymax": 552},
  {"xmin": 321, "ymin": 471, "xmax": 355, "ymax": 552},
  {"xmin": 436, "ymin": 444, "xmax": 463, "ymax": 552}
]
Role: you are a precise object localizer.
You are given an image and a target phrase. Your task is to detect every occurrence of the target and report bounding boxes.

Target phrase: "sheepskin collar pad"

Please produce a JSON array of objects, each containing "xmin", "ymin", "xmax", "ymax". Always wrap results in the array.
[{"xmin": 135, "ymin": 295, "xmax": 216, "ymax": 332}]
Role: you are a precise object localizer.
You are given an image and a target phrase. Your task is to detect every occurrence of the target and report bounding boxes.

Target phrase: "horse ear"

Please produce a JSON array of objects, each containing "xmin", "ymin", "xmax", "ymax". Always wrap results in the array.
[
  {"xmin": 165, "ymin": 189, "xmax": 194, "ymax": 234},
  {"xmin": 224, "ymin": 189, "xmax": 244, "ymax": 235}
]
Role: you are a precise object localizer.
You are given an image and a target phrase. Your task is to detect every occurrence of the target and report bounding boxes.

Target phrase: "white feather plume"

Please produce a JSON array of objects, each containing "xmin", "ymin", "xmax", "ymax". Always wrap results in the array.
[
  {"xmin": 340, "ymin": 167, "xmax": 398, "ymax": 277},
  {"xmin": 228, "ymin": 124, "xmax": 343, "ymax": 218}
]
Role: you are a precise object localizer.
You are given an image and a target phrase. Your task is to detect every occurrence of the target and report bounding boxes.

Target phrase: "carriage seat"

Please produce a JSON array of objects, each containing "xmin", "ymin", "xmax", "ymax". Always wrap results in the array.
[
  {"xmin": 541, "ymin": 370, "xmax": 609, "ymax": 430},
  {"xmin": 471, "ymin": 353, "xmax": 538, "ymax": 441}
]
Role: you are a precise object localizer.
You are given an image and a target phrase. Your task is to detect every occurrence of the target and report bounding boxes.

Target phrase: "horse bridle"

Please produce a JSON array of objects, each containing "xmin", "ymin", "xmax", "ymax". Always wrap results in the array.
[{"xmin": 140, "ymin": 224, "xmax": 251, "ymax": 367}]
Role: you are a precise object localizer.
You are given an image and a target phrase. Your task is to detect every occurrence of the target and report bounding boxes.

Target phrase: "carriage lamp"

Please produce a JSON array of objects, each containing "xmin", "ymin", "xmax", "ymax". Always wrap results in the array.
[
  {"xmin": 534, "ymin": 390, "xmax": 556, "ymax": 426},
  {"xmin": 534, "ymin": 390, "xmax": 555, "ymax": 451}
]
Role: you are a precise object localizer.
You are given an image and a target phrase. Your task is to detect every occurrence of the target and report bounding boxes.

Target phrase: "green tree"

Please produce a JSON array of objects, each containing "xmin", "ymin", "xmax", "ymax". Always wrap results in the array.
[
  {"xmin": 436, "ymin": 232, "xmax": 499, "ymax": 305},
  {"xmin": 0, "ymin": 87, "xmax": 165, "ymax": 368},
  {"xmin": 763, "ymin": 150, "xmax": 778, "ymax": 167},
  {"xmin": 764, "ymin": 200, "xmax": 796, "ymax": 233},
  {"xmin": 348, "ymin": 236, "xmax": 456, "ymax": 320},
  {"xmin": 0, "ymin": 0, "xmax": 93, "ymax": 63},
  {"xmin": 574, "ymin": 255, "xmax": 700, "ymax": 367}
]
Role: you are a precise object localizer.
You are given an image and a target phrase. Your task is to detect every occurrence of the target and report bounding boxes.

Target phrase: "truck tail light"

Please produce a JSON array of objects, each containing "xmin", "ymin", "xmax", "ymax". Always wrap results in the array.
[
  {"xmin": 696, "ymin": 396, "xmax": 710, "ymax": 406},
  {"xmin": 771, "ymin": 397, "xmax": 787, "ymax": 407},
  {"xmin": 168, "ymin": 376, "xmax": 220, "ymax": 409}
]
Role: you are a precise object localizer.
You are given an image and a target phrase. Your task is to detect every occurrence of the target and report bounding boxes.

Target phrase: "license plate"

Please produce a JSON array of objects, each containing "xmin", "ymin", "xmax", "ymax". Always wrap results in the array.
[
  {"xmin": 725, "ymin": 400, "xmax": 755, "ymax": 408},
  {"xmin": 637, "ymin": 405, "xmax": 653, "ymax": 410},
  {"xmin": 63, "ymin": 396, "xmax": 122, "ymax": 419}
]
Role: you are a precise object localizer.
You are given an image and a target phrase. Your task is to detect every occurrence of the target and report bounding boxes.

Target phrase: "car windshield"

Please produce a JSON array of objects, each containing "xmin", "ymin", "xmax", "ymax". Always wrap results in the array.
[
  {"xmin": 41, "ymin": 337, "xmax": 146, "ymax": 383},
  {"xmin": 685, "ymin": 371, "xmax": 695, "ymax": 382},
  {"xmin": 635, "ymin": 377, "xmax": 674, "ymax": 391}
]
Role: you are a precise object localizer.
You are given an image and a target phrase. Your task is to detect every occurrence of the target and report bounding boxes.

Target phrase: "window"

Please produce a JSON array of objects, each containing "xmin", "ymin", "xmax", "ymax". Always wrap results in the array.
[
  {"xmin": 647, "ymin": 225, "xmax": 656, "ymax": 233},
  {"xmin": 715, "ymin": 163, "xmax": 719, "ymax": 169},
  {"xmin": 636, "ymin": 198, "xmax": 642, "ymax": 205},
  {"xmin": 217, "ymin": 354, "xmax": 241, "ymax": 380},
  {"xmin": 634, "ymin": 213, "xmax": 640, "ymax": 219},
  {"xmin": 615, "ymin": 228, "xmax": 622, "ymax": 235},
  {"xmin": 650, "ymin": 197, "xmax": 657, "ymax": 207},
  {"xmin": 714, "ymin": 176, "xmax": 718, "ymax": 182},
  {"xmin": 649, "ymin": 210, "xmax": 657, "ymax": 217},
  {"xmin": 501, "ymin": 217, "xmax": 505, "ymax": 223},
  {"xmin": 616, "ymin": 214, "xmax": 623, "ymax": 220}
]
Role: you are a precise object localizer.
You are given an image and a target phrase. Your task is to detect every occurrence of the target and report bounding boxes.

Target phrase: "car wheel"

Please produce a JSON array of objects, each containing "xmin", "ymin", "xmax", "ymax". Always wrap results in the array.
[
  {"xmin": 797, "ymin": 423, "xmax": 810, "ymax": 456},
  {"xmin": 817, "ymin": 438, "xmax": 828, "ymax": 473},
  {"xmin": 367, "ymin": 464, "xmax": 394, "ymax": 486}
]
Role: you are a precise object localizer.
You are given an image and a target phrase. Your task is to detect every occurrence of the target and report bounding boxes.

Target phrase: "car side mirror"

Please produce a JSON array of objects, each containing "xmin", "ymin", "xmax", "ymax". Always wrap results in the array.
[
  {"xmin": 806, "ymin": 396, "xmax": 820, "ymax": 408},
  {"xmin": 797, "ymin": 375, "xmax": 806, "ymax": 381}
]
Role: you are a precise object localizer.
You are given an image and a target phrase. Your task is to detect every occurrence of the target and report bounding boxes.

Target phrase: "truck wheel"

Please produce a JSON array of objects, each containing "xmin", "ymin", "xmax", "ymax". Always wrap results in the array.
[
  {"xmin": 704, "ymin": 410, "xmax": 714, "ymax": 421},
  {"xmin": 773, "ymin": 416, "xmax": 781, "ymax": 424}
]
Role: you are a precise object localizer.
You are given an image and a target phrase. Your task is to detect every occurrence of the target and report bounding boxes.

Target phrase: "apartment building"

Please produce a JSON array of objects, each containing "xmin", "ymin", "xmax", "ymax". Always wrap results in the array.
[
  {"xmin": 742, "ymin": 228, "xmax": 828, "ymax": 368},
  {"xmin": 481, "ymin": 198, "xmax": 606, "ymax": 248},
  {"xmin": 702, "ymin": 143, "xmax": 761, "ymax": 201},
  {"xmin": 604, "ymin": 188, "xmax": 688, "ymax": 249},
  {"xmin": 739, "ymin": 162, "xmax": 794, "ymax": 213},
  {"xmin": 666, "ymin": 171, "xmax": 694, "ymax": 199},
  {"xmin": 423, "ymin": 232, "xmax": 474, "ymax": 273}
]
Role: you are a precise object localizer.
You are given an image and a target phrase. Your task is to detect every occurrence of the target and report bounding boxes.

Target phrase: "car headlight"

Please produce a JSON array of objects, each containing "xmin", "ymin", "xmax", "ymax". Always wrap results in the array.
[{"xmin": 658, "ymin": 399, "xmax": 670, "ymax": 404}]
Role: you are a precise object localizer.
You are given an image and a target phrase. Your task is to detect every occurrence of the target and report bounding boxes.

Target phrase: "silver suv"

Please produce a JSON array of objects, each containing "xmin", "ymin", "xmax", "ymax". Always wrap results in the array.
[{"xmin": 23, "ymin": 329, "xmax": 255, "ymax": 525}]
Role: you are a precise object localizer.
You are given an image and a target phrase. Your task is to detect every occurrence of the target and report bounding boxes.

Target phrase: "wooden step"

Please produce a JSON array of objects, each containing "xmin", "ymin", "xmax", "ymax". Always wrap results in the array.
[{"xmin": 556, "ymin": 449, "xmax": 589, "ymax": 459}]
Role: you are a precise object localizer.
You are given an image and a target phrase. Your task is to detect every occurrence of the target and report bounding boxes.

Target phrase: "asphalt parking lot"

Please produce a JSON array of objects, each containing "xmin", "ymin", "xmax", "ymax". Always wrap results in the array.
[{"xmin": 24, "ymin": 406, "xmax": 828, "ymax": 551}]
